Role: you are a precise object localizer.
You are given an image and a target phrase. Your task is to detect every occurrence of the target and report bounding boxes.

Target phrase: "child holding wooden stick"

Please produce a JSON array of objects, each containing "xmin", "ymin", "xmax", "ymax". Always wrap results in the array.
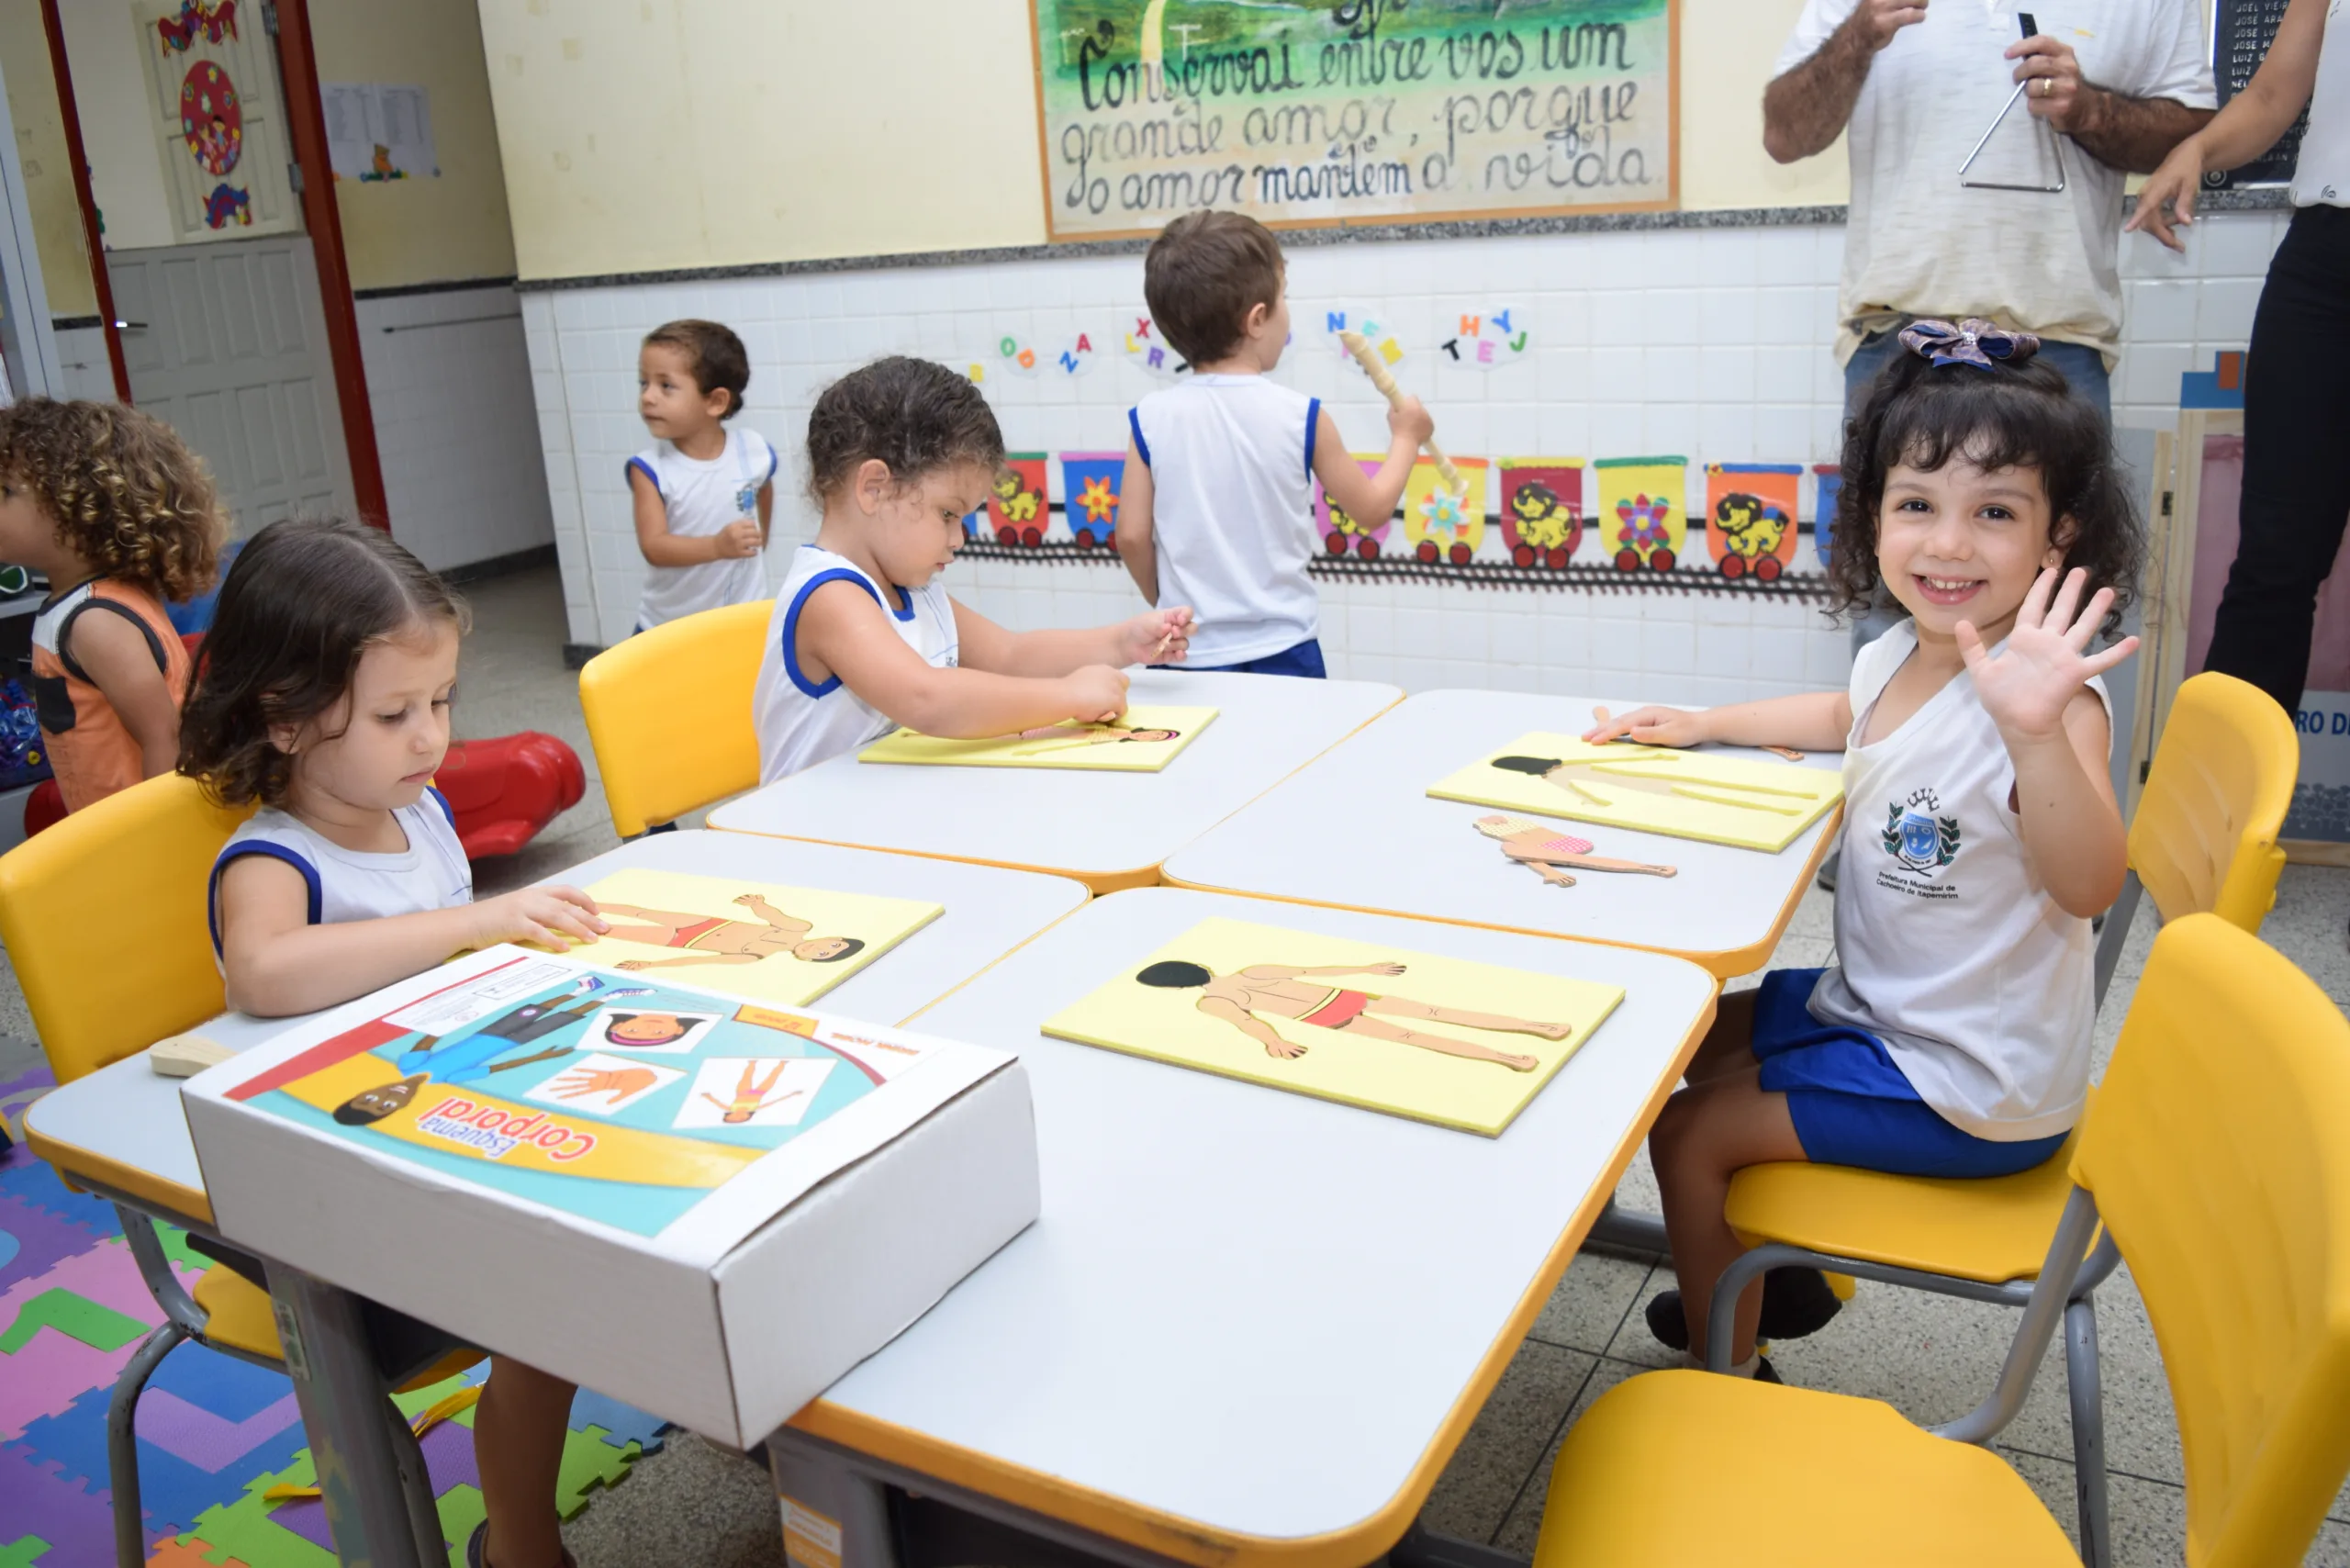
[{"xmin": 1115, "ymin": 211, "xmax": 1432, "ymax": 678}]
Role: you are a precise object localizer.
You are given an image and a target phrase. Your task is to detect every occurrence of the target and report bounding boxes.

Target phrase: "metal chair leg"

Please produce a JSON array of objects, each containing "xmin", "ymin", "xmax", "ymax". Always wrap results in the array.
[
  {"xmin": 109, "ymin": 1321, "xmax": 188, "ymax": 1568},
  {"xmin": 386, "ymin": 1391, "xmax": 446, "ymax": 1563},
  {"xmin": 2066, "ymin": 1294, "xmax": 2111, "ymax": 1568}
]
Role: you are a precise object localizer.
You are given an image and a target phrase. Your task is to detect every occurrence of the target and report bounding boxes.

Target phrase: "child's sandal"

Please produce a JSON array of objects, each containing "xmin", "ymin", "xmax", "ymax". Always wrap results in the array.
[{"xmin": 465, "ymin": 1521, "xmax": 577, "ymax": 1568}]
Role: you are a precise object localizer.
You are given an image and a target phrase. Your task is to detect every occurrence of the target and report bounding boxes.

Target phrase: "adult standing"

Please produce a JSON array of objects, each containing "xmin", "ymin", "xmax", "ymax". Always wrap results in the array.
[{"xmin": 2131, "ymin": 0, "xmax": 2344, "ymax": 721}]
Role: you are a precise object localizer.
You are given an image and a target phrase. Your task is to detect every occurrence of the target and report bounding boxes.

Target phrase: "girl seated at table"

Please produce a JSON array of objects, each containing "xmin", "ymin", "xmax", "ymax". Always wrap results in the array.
[
  {"xmin": 753, "ymin": 355, "xmax": 1194, "ymax": 780},
  {"xmin": 1584, "ymin": 321, "xmax": 2141, "ymax": 1381},
  {"xmin": 181, "ymin": 516, "xmax": 606, "ymax": 1568}
]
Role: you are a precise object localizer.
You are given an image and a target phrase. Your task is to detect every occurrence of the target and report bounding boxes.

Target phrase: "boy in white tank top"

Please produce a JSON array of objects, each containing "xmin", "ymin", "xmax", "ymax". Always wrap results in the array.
[
  {"xmin": 1114, "ymin": 211, "xmax": 1432, "ymax": 677},
  {"xmin": 1586, "ymin": 322, "xmax": 2145, "ymax": 1380},
  {"xmin": 753, "ymin": 357, "xmax": 1192, "ymax": 781},
  {"xmin": 628, "ymin": 319, "xmax": 776, "ymax": 633}
]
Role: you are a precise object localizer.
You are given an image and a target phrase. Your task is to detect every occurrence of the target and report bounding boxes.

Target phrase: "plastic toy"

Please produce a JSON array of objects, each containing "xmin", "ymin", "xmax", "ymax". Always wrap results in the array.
[{"xmin": 432, "ymin": 731, "xmax": 586, "ymax": 858}]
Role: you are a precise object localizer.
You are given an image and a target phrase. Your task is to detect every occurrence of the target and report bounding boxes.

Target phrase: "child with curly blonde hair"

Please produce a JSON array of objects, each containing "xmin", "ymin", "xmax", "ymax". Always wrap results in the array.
[{"xmin": 0, "ymin": 399, "xmax": 225, "ymax": 810}]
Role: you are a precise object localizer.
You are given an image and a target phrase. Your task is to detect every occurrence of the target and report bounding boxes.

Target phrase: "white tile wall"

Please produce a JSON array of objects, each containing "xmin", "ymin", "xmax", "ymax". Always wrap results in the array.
[{"xmin": 520, "ymin": 211, "xmax": 2289, "ymax": 694}]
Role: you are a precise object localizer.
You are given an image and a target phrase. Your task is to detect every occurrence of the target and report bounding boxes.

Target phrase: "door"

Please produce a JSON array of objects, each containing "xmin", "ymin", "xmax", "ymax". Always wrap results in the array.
[{"xmin": 106, "ymin": 237, "xmax": 355, "ymax": 532}]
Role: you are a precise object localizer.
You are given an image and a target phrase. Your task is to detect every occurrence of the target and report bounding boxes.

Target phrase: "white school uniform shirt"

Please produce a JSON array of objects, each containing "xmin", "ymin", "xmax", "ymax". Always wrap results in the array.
[
  {"xmin": 1807, "ymin": 622, "xmax": 2108, "ymax": 1140},
  {"xmin": 754, "ymin": 544, "xmax": 959, "ymax": 782},
  {"xmin": 1129, "ymin": 374, "xmax": 1321, "ymax": 667},
  {"xmin": 628, "ymin": 426, "xmax": 779, "ymax": 631},
  {"xmin": 2291, "ymin": 0, "xmax": 2349, "ymax": 208},
  {"xmin": 1774, "ymin": 0, "xmax": 2215, "ymax": 365},
  {"xmin": 208, "ymin": 790, "xmax": 472, "ymax": 961}
]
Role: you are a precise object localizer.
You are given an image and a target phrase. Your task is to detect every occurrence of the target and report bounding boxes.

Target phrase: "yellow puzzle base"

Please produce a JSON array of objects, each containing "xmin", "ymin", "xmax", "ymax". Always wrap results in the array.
[
  {"xmin": 858, "ymin": 706, "xmax": 1217, "ymax": 771},
  {"xmin": 1427, "ymin": 734, "xmax": 1843, "ymax": 854}
]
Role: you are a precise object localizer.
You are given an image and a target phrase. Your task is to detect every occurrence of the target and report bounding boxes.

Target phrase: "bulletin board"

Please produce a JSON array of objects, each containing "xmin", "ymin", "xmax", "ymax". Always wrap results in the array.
[{"xmin": 1029, "ymin": 0, "xmax": 1679, "ymax": 241}]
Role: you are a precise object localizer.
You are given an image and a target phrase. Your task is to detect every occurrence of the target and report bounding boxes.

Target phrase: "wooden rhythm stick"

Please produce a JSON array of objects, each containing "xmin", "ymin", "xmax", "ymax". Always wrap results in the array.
[{"xmin": 1336, "ymin": 330, "xmax": 1463, "ymax": 495}]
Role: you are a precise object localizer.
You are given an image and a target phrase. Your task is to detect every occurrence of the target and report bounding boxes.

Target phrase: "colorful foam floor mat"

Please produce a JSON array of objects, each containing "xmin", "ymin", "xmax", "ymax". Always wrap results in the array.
[{"xmin": 0, "ymin": 1062, "xmax": 674, "ymax": 1567}]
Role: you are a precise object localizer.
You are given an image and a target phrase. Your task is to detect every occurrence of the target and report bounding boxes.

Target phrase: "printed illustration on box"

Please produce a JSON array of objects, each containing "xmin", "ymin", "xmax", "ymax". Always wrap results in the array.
[
  {"xmin": 576, "ymin": 868, "xmax": 942, "ymax": 1007},
  {"xmin": 860, "ymin": 705, "xmax": 1216, "ymax": 772},
  {"xmin": 1403, "ymin": 456, "xmax": 1488, "ymax": 565},
  {"xmin": 224, "ymin": 954, "xmax": 953, "ymax": 1236},
  {"xmin": 1705, "ymin": 464, "xmax": 1802, "ymax": 581},
  {"xmin": 1439, "ymin": 307, "xmax": 1531, "ymax": 369},
  {"xmin": 1498, "ymin": 459, "xmax": 1584, "ymax": 568},
  {"xmin": 1317, "ymin": 453, "xmax": 1391, "ymax": 559},
  {"xmin": 1427, "ymin": 734, "xmax": 1844, "ymax": 854},
  {"xmin": 1471, "ymin": 814, "xmax": 1678, "ymax": 886},
  {"xmin": 1595, "ymin": 456, "xmax": 1686, "ymax": 573},
  {"xmin": 985, "ymin": 454, "xmax": 1051, "ymax": 547},
  {"xmin": 1042, "ymin": 916, "xmax": 1623, "ymax": 1137},
  {"xmin": 1811, "ymin": 464, "xmax": 1843, "ymax": 571},
  {"xmin": 181, "ymin": 60, "xmax": 241, "ymax": 174},
  {"xmin": 1059, "ymin": 452, "xmax": 1124, "ymax": 548}
]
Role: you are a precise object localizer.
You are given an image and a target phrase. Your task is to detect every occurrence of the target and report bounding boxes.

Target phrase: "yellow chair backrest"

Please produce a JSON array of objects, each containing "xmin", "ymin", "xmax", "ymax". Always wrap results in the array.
[
  {"xmin": 577, "ymin": 600, "xmax": 770, "ymax": 837},
  {"xmin": 2132, "ymin": 671, "xmax": 2296, "ymax": 930},
  {"xmin": 0, "ymin": 774, "xmax": 253, "ymax": 1084},
  {"xmin": 2074, "ymin": 914, "xmax": 2350, "ymax": 1568}
]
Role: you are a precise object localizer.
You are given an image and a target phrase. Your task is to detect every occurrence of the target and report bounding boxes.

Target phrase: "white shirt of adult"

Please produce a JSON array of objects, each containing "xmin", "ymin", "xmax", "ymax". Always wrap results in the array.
[
  {"xmin": 2292, "ymin": 0, "xmax": 2350, "ymax": 207},
  {"xmin": 753, "ymin": 543, "xmax": 959, "ymax": 783},
  {"xmin": 629, "ymin": 425, "xmax": 778, "ymax": 632},
  {"xmin": 1807, "ymin": 621, "xmax": 2109, "ymax": 1140},
  {"xmin": 209, "ymin": 790, "xmax": 473, "ymax": 962},
  {"xmin": 1129, "ymin": 374, "xmax": 1320, "ymax": 667},
  {"xmin": 1776, "ymin": 0, "xmax": 2216, "ymax": 366}
]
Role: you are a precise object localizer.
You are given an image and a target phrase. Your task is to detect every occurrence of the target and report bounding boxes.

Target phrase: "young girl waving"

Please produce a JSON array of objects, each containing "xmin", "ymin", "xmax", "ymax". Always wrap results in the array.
[
  {"xmin": 181, "ymin": 517, "xmax": 605, "ymax": 1568},
  {"xmin": 755, "ymin": 356, "xmax": 1192, "ymax": 780},
  {"xmin": 1587, "ymin": 322, "xmax": 2142, "ymax": 1381}
]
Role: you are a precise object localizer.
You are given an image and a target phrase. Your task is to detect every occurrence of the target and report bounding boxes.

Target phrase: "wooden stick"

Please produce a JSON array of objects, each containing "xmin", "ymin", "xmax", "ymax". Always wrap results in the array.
[{"xmin": 1337, "ymin": 330, "xmax": 1464, "ymax": 495}]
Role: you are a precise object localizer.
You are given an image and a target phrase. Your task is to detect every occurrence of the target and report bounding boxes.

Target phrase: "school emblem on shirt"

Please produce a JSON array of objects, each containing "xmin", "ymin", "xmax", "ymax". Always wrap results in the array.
[
  {"xmin": 1881, "ymin": 788, "xmax": 1960, "ymax": 877},
  {"xmin": 734, "ymin": 481, "xmax": 758, "ymax": 515}
]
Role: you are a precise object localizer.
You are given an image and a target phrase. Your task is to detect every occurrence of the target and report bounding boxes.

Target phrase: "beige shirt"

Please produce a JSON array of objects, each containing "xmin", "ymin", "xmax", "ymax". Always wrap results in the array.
[{"xmin": 1776, "ymin": 0, "xmax": 2216, "ymax": 366}]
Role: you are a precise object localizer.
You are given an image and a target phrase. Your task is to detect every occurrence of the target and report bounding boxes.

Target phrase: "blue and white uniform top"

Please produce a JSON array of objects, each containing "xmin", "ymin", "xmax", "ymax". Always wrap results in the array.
[
  {"xmin": 753, "ymin": 543, "xmax": 958, "ymax": 783},
  {"xmin": 627, "ymin": 426, "xmax": 779, "ymax": 631},
  {"xmin": 208, "ymin": 791, "xmax": 472, "ymax": 962},
  {"xmin": 1807, "ymin": 621, "xmax": 2109, "ymax": 1141},
  {"xmin": 1129, "ymin": 374, "xmax": 1320, "ymax": 667}
]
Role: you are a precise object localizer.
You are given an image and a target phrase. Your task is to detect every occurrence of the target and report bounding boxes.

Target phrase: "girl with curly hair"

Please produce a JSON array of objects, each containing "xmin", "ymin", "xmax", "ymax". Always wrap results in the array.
[
  {"xmin": 0, "ymin": 398, "xmax": 225, "ymax": 809},
  {"xmin": 1583, "ymin": 323, "xmax": 2143, "ymax": 1380}
]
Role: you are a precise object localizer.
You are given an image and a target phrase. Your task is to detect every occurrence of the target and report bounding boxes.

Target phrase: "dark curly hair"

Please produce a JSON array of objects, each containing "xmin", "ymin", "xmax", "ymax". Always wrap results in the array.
[
  {"xmin": 0, "ymin": 398, "xmax": 225, "ymax": 600},
  {"xmin": 805, "ymin": 356, "xmax": 1003, "ymax": 504},
  {"xmin": 1828, "ymin": 349, "xmax": 2141, "ymax": 636},
  {"xmin": 643, "ymin": 319, "xmax": 749, "ymax": 420},
  {"xmin": 1144, "ymin": 210, "xmax": 1286, "ymax": 366},
  {"xmin": 178, "ymin": 518, "xmax": 469, "ymax": 808}
]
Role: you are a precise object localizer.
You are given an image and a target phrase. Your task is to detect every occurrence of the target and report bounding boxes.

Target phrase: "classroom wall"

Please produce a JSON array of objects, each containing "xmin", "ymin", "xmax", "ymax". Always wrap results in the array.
[
  {"xmin": 477, "ymin": 0, "xmax": 1846, "ymax": 284},
  {"xmin": 0, "ymin": 0, "xmax": 93, "ymax": 317}
]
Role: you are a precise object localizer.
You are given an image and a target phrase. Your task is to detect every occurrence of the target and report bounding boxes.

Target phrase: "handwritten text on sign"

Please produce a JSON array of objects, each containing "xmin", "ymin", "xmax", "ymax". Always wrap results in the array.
[{"xmin": 1033, "ymin": 0, "xmax": 1675, "ymax": 239}]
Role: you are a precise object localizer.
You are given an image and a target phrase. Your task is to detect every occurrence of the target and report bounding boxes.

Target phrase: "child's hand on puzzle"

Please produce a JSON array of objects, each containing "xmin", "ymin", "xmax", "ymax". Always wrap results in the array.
[
  {"xmin": 1958, "ymin": 566, "xmax": 2139, "ymax": 743},
  {"xmin": 1064, "ymin": 664, "xmax": 1132, "ymax": 724},
  {"xmin": 1389, "ymin": 393, "xmax": 1435, "ymax": 447},
  {"xmin": 1583, "ymin": 704, "xmax": 1709, "ymax": 747},
  {"xmin": 1118, "ymin": 606, "xmax": 1193, "ymax": 666},
  {"xmin": 472, "ymin": 885, "xmax": 608, "ymax": 950},
  {"xmin": 713, "ymin": 519, "xmax": 763, "ymax": 560}
]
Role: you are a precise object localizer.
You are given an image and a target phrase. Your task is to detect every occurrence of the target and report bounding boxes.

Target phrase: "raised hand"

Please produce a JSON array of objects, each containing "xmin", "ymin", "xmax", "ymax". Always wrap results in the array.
[
  {"xmin": 1957, "ymin": 567, "xmax": 2139, "ymax": 741},
  {"xmin": 1582, "ymin": 704, "xmax": 1708, "ymax": 746},
  {"xmin": 2126, "ymin": 136, "xmax": 2205, "ymax": 252}
]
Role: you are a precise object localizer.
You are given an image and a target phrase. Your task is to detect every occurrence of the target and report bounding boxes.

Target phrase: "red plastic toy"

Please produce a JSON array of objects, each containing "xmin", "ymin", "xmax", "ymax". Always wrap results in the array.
[{"xmin": 431, "ymin": 731, "xmax": 585, "ymax": 858}]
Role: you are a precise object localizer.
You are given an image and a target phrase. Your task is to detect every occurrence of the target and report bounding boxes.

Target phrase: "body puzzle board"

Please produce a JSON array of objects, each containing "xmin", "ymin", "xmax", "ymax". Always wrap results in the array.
[
  {"xmin": 857, "ymin": 706, "xmax": 1216, "ymax": 771},
  {"xmin": 573, "ymin": 868, "xmax": 941, "ymax": 1007},
  {"xmin": 214, "ymin": 950, "xmax": 963, "ymax": 1238},
  {"xmin": 1427, "ymin": 734, "xmax": 1843, "ymax": 854},
  {"xmin": 1041, "ymin": 915, "xmax": 1622, "ymax": 1137}
]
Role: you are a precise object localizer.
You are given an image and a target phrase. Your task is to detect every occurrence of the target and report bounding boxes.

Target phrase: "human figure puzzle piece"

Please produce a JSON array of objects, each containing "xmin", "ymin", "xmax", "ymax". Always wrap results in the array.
[
  {"xmin": 1472, "ymin": 815, "xmax": 1680, "ymax": 886},
  {"xmin": 599, "ymin": 894, "xmax": 866, "ymax": 972},
  {"xmin": 1136, "ymin": 958, "xmax": 1568, "ymax": 1072}
]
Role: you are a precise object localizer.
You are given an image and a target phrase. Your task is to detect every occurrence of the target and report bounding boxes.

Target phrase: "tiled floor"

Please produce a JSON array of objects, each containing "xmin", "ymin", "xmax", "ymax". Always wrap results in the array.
[{"xmin": 10, "ymin": 563, "xmax": 2349, "ymax": 1566}]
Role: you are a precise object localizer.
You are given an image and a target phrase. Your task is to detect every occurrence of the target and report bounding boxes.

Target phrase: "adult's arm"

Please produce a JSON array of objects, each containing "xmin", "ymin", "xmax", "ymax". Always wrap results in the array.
[
  {"xmin": 2128, "ymin": 0, "xmax": 2324, "ymax": 248},
  {"xmin": 1762, "ymin": 0, "xmax": 1927, "ymax": 164},
  {"xmin": 2009, "ymin": 18, "xmax": 2218, "ymax": 175}
]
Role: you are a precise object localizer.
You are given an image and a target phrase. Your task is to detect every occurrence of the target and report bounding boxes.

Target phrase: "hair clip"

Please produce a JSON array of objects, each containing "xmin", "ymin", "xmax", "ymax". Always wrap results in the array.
[{"xmin": 1897, "ymin": 318, "xmax": 2040, "ymax": 371}]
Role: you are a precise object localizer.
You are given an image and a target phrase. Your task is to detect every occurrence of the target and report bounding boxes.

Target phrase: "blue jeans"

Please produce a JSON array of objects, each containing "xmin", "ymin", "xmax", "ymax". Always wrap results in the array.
[{"xmin": 1159, "ymin": 637, "xmax": 1326, "ymax": 678}]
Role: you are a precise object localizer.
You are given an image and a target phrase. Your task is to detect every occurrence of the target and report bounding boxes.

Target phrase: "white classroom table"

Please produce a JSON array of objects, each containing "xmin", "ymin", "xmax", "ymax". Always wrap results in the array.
[
  {"xmin": 1163, "ymin": 689, "xmax": 1844, "ymax": 980},
  {"xmin": 707, "ymin": 670, "xmax": 1402, "ymax": 892},
  {"xmin": 24, "ymin": 830, "xmax": 1088, "ymax": 1227},
  {"xmin": 766, "ymin": 887, "xmax": 1719, "ymax": 1568}
]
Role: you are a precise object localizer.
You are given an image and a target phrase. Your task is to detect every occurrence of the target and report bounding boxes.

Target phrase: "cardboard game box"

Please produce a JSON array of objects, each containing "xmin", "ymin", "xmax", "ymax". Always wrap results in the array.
[{"xmin": 181, "ymin": 946, "xmax": 1038, "ymax": 1447}]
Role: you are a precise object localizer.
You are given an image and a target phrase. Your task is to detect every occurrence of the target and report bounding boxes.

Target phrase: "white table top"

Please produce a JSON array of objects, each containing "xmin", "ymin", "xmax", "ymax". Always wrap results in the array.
[
  {"xmin": 1163, "ymin": 689, "xmax": 1843, "ymax": 978},
  {"xmin": 791, "ymin": 887, "xmax": 1718, "ymax": 1554},
  {"xmin": 23, "ymin": 830, "xmax": 1088, "ymax": 1217},
  {"xmin": 706, "ymin": 670, "xmax": 1401, "ymax": 888}
]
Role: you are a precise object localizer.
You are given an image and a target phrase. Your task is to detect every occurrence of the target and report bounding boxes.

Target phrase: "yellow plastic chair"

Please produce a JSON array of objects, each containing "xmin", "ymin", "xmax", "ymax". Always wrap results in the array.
[
  {"xmin": 1700, "ymin": 671, "xmax": 2299, "ymax": 1566},
  {"xmin": 1536, "ymin": 913, "xmax": 2350, "ymax": 1567},
  {"xmin": 0, "ymin": 774, "xmax": 475, "ymax": 1567},
  {"xmin": 578, "ymin": 599, "xmax": 771, "ymax": 836}
]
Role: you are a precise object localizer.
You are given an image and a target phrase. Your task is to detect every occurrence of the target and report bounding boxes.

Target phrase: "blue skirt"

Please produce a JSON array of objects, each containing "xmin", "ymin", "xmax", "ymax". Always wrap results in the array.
[
  {"xmin": 1155, "ymin": 637, "xmax": 1326, "ymax": 678},
  {"xmin": 1750, "ymin": 969, "xmax": 2069, "ymax": 1180}
]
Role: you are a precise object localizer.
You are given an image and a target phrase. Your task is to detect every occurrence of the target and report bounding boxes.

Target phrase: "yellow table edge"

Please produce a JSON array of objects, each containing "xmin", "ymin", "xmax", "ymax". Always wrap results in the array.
[
  {"xmin": 1166, "ymin": 802, "xmax": 1842, "ymax": 981},
  {"xmin": 788, "ymin": 973, "xmax": 1725, "ymax": 1568},
  {"xmin": 26, "ymin": 1113, "xmax": 217, "ymax": 1226}
]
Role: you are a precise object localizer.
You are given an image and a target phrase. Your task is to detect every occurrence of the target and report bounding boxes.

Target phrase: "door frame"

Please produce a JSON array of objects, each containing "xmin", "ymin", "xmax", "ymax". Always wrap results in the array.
[{"xmin": 35, "ymin": 0, "xmax": 388, "ymax": 526}]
